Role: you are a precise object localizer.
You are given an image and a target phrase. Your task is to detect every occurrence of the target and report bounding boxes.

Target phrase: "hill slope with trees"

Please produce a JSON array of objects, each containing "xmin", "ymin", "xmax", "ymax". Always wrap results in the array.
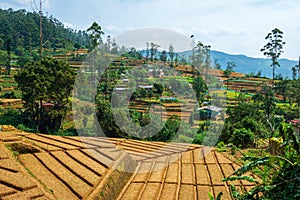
[{"xmin": 0, "ymin": 8, "xmax": 89, "ymax": 66}]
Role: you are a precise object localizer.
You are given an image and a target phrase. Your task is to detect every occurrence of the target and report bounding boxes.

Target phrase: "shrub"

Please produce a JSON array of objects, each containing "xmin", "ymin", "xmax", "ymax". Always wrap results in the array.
[
  {"xmin": 229, "ymin": 128, "xmax": 254, "ymax": 148},
  {"xmin": 17, "ymin": 124, "xmax": 35, "ymax": 133},
  {"xmin": 193, "ymin": 132, "xmax": 205, "ymax": 144},
  {"xmin": 1, "ymin": 91, "xmax": 17, "ymax": 99}
]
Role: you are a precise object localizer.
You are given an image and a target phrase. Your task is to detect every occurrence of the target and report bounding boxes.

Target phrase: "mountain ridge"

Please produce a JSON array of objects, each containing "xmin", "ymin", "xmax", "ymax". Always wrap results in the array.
[{"xmin": 180, "ymin": 50, "xmax": 298, "ymax": 79}]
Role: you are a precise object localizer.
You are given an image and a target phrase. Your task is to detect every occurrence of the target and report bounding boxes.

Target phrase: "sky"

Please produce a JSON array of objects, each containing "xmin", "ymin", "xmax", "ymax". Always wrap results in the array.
[{"xmin": 1, "ymin": 0, "xmax": 300, "ymax": 60}]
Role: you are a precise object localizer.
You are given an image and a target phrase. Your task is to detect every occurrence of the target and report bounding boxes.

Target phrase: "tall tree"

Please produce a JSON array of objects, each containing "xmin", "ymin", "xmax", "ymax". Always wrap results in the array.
[
  {"xmin": 87, "ymin": 22, "xmax": 104, "ymax": 50},
  {"xmin": 214, "ymin": 58, "xmax": 221, "ymax": 70},
  {"xmin": 32, "ymin": 0, "xmax": 45, "ymax": 59},
  {"xmin": 106, "ymin": 35, "xmax": 111, "ymax": 52},
  {"xmin": 111, "ymin": 39, "xmax": 118, "ymax": 54},
  {"xmin": 204, "ymin": 44, "xmax": 211, "ymax": 77},
  {"xmin": 15, "ymin": 57, "xmax": 75, "ymax": 133},
  {"xmin": 160, "ymin": 50, "xmax": 167, "ymax": 62},
  {"xmin": 261, "ymin": 28, "xmax": 285, "ymax": 86},
  {"xmin": 168, "ymin": 44, "xmax": 175, "ymax": 64},
  {"xmin": 150, "ymin": 42, "xmax": 160, "ymax": 61},
  {"xmin": 146, "ymin": 42, "xmax": 149, "ymax": 60},
  {"xmin": 292, "ymin": 66, "xmax": 297, "ymax": 80},
  {"xmin": 4, "ymin": 36, "xmax": 12, "ymax": 75},
  {"xmin": 298, "ymin": 56, "xmax": 300, "ymax": 80},
  {"xmin": 223, "ymin": 61, "xmax": 236, "ymax": 78}
]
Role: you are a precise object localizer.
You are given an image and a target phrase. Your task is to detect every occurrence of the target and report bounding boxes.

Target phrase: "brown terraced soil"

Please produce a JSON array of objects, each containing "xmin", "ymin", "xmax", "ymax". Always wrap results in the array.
[{"xmin": 0, "ymin": 128, "xmax": 259, "ymax": 200}]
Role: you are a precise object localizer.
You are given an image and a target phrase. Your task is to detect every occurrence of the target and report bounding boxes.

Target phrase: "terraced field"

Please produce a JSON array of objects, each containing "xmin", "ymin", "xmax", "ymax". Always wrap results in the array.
[{"xmin": 0, "ymin": 128, "xmax": 259, "ymax": 199}]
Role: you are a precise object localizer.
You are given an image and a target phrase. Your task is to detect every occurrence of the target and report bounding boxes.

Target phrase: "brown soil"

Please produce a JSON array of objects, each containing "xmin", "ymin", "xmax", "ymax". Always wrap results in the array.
[{"xmin": 0, "ymin": 130, "xmax": 260, "ymax": 200}]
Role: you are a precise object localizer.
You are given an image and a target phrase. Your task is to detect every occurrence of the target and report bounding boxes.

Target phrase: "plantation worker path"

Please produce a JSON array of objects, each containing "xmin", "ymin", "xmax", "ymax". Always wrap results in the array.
[{"xmin": 0, "ymin": 128, "xmax": 259, "ymax": 199}]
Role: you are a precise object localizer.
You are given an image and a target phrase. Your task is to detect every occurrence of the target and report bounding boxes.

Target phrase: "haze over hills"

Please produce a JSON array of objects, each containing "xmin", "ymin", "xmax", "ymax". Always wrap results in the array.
[{"xmin": 180, "ymin": 50, "xmax": 298, "ymax": 79}]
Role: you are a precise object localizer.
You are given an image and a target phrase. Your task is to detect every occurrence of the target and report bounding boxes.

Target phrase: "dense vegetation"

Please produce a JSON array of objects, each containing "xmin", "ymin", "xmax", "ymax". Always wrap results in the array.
[{"xmin": 0, "ymin": 8, "xmax": 89, "ymax": 68}]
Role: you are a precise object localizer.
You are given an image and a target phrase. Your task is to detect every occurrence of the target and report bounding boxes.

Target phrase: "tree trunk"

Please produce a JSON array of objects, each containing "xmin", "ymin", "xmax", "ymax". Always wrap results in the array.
[
  {"xmin": 39, "ymin": 0, "xmax": 43, "ymax": 60},
  {"xmin": 39, "ymin": 99, "xmax": 43, "ymax": 132},
  {"xmin": 273, "ymin": 66, "xmax": 275, "ymax": 87}
]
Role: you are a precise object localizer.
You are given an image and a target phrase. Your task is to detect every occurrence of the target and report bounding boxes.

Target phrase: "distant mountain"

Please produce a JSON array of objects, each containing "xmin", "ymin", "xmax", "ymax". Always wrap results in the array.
[{"xmin": 179, "ymin": 50, "xmax": 298, "ymax": 79}]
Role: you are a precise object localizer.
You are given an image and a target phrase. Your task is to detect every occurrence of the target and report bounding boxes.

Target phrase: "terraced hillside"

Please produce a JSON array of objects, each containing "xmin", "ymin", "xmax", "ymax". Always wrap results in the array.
[{"xmin": 0, "ymin": 128, "xmax": 259, "ymax": 200}]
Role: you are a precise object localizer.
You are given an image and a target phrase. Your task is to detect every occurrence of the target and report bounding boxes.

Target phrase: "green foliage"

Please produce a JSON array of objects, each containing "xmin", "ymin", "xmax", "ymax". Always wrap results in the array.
[
  {"xmin": 87, "ymin": 22, "xmax": 104, "ymax": 50},
  {"xmin": 216, "ymin": 141, "xmax": 227, "ymax": 152},
  {"xmin": 150, "ymin": 116, "xmax": 180, "ymax": 142},
  {"xmin": 16, "ymin": 124, "xmax": 35, "ymax": 133},
  {"xmin": 0, "ymin": 8, "xmax": 89, "ymax": 59},
  {"xmin": 15, "ymin": 57, "xmax": 75, "ymax": 134},
  {"xmin": 223, "ymin": 175, "xmax": 259, "ymax": 183},
  {"xmin": 192, "ymin": 76, "xmax": 208, "ymax": 102},
  {"xmin": 0, "ymin": 108, "xmax": 23, "ymax": 127},
  {"xmin": 229, "ymin": 128, "xmax": 254, "ymax": 148},
  {"xmin": 261, "ymin": 28, "xmax": 285, "ymax": 83},
  {"xmin": 224, "ymin": 124, "xmax": 300, "ymax": 199},
  {"xmin": 193, "ymin": 131, "xmax": 205, "ymax": 144},
  {"xmin": 208, "ymin": 192, "xmax": 223, "ymax": 200},
  {"xmin": 1, "ymin": 91, "xmax": 17, "ymax": 99}
]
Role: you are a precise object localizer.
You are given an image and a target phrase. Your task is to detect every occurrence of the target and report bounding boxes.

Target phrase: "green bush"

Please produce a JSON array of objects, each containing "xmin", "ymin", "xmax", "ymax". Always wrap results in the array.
[
  {"xmin": 224, "ymin": 124, "xmax": 300, "ymax": 199},
  {"xmin": 0, "ymin": 108, "xmax": 23, "ymax": 127},
  {"xmin": 229, "ymin": 128, "xmax": 254, "ymax": 148},
  {"xmin": 193, "ymin": 132, "xmax": 205, "ymax": 144},
  {"xmin": 16, "ymin": 124, "xmax": 35, "ymax": 133},
  {"xmin": 216, "ymin": 141, "xmax": 227, "ymax": 152},
  {"xmin": 1, "ymin": 91, "xmax": 17, "ymax": 99}
]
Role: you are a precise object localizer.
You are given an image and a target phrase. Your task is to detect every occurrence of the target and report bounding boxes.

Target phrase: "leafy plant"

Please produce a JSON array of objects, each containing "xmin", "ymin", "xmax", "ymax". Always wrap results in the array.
[
  {"xmin": 224, "ymin": 124, "xmax": 300, "ymax": 199},
  {"xmin": 208, "ymin": 192, "xmax": 223, "ymax": 200}
]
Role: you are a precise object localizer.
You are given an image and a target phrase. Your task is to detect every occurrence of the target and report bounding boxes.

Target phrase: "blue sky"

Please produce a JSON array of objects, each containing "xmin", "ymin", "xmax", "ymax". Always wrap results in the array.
[{"xmin": 1, "ymin": 0, "xmax": 300, "ymax": 60}]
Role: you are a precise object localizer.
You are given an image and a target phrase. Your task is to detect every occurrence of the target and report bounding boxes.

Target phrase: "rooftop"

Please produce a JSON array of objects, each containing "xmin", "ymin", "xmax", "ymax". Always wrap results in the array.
[{"xmin": 196, "ymin": 106, "xmax": 223, "ymax": 112}]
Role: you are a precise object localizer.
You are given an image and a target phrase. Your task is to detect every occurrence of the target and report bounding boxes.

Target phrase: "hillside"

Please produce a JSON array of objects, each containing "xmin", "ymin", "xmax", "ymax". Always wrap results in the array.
[
  {"xmin": 180, "ymin": 50, "xmax": 298, "ymax": 79},
  {"xmin": 0, "ymin": 8, "xmax": 89, "ymax": 66}
]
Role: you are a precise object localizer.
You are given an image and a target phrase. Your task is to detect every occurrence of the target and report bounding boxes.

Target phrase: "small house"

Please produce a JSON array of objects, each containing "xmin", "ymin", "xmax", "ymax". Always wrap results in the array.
[{"xmin": 196, "ymin": 106, "xmax": 223, "ymax": 120}]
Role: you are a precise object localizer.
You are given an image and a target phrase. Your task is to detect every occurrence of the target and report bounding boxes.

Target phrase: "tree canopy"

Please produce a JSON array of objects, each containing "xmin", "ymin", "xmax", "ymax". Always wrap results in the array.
[
  {"xmin": 0, "ymin": 8, "xmax": 89, "ymax": 55},
  {"xmin": 261, "ymin": 28, "xmax": 285, "ymax": 84},
  {"xmin": 15, "ymin": 57, "xmax": 75, "ymax": 133}
]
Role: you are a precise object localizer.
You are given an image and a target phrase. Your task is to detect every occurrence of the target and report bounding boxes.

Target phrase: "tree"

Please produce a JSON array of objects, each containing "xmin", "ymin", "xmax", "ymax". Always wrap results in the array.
[
  {"xmin": 160, "ymin": 50, "xmax": 167, "ymax": 62},
  {"xmin": 292, "ymin": 66, "xmax": 297, "ymax": 80},
  {"xmin": 261, "ymin": 28, "xmax": 285, "ymax": 86},
  {"xmin": 111, "ymin": 39, "xmax": 118, "ymax": 54},
  {"xmin": 204, "ymin": 45, "xmax": 211, "ymax": 76},
  {"xmin": 298, "ymin": 56, "xmax": 300, "ymax": 80},
  {"xmin": 192, "ymin": 76, "xmax": 208, "ymax": 103},
  {"xmin": 146, "ymin": 42, "xmax": 149, "ymax": 60},
  {"xmin": 168, "ymin": 44, "xmax": 175, "ymax": 63},
  {"xmin": 224, "ymin": 61, "xmax": 236, "ymax": 84},
  {"xmin": 4, "ymin": 36, "xmax": 12, "ymax": 75},
  {"xmin": 150, "ymin": 42, "xmax": 160, "ymax": 61},
  {"xmin": 15, "ymin": 57, "xmax": 75, "ymax": 133},
  {"xmin": 224, "ymin": 123, "xmax": 300, "ymax": 199},
  {"xmin": 74, "ymin": 42, "xmax": 81, "ymax": 57},
  {"xmin": 87, "ymin": 22, "xmax": 104, "ymax": 50},
  {"xmin": 32, "ymin": 0, "xmax": 46, "ymax": 59},
  {"xmin": 292, "ymin": 60, "xmax": 299, "ymax": 80},
  {"xmin": 192, "ymin": 41, "xmax": 205, "ymax": 76},
  {"xmin": 226, "ymin": 61, "xmax": 236, "ymax": 72},
  {"xmin": 192, "ymin": 41, "xmax": 212, "ymax": 78},
  {"xmin": 106, "ymin": 35, "xmax": 111, "ymax": 52},
  {"xmin": 223, "ymin": 62, "xmax": 236, "ymax": 88},
  {"xmin": 214, "ymin": 58, "xmax": 221, "ymax": 70}
]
